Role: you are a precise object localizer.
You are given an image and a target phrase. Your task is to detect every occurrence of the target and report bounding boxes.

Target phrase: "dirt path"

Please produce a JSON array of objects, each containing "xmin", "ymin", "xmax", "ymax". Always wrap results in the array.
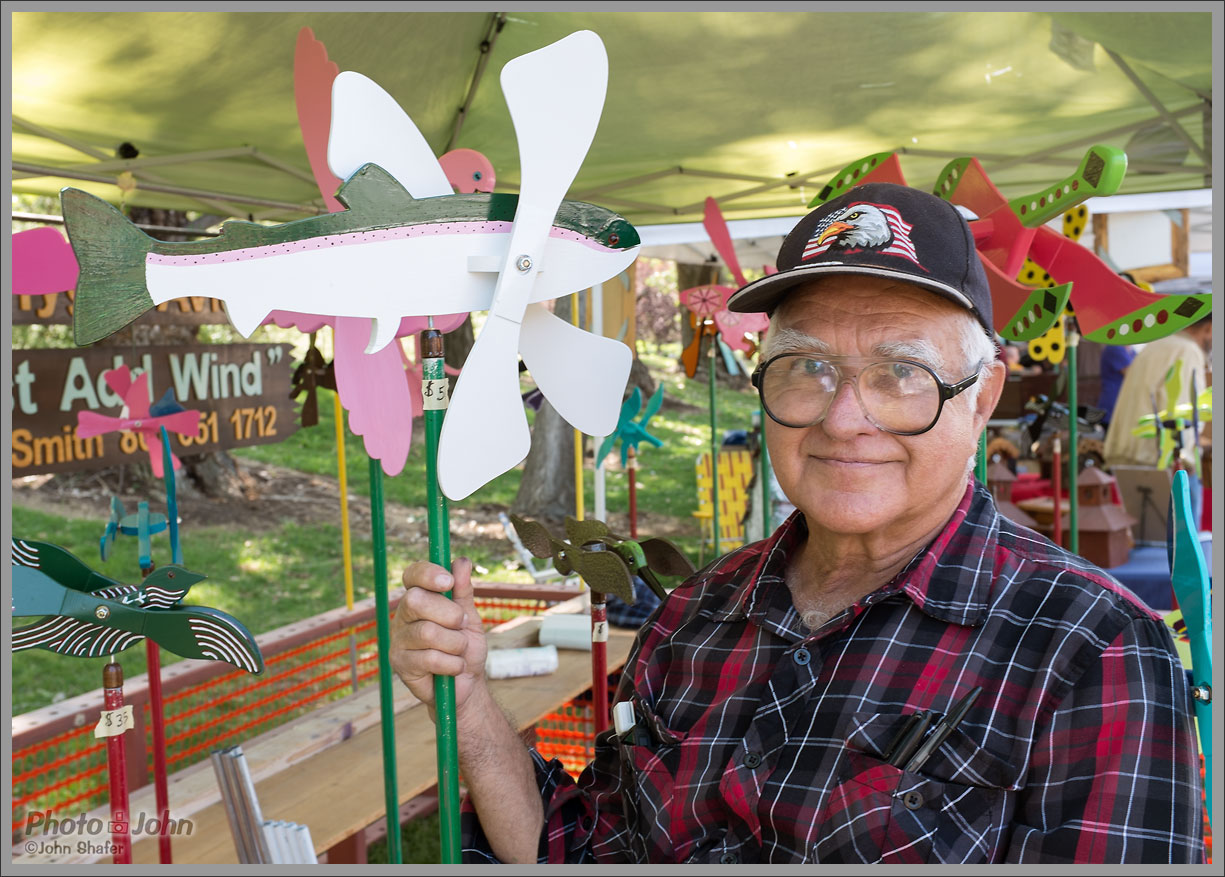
[{"xmin": 12, "ymin": 460, "xmax": 697, "ymax": 561}]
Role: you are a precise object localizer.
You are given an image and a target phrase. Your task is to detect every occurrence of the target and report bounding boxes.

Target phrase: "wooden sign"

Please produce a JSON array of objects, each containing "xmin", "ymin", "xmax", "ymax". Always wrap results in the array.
[
  {"xmin": 13, "ymin": 289, "xmax": 233, "ymax": 327},
  {"xmin": 11, "ymin": 344, "xmax": 297, "ymax": 475}
]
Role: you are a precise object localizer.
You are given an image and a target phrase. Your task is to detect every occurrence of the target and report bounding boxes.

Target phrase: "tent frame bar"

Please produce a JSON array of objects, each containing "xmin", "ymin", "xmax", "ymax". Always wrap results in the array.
[
  {"xmin": 12, "ymin": 115, "xmax": 284, "ymax": 218},
  {"xmin": 11, "ymin": 160, "xmax": 323, "ymax": 215},
  {"xmin": 1103, "ymin": 49, "xmax": 1209, "ymax": 166},
  {"xmin": 11, "ymin": 145, "xmax": 317, "ymax": 184},
  {"xmin": 984, "ymin": 104, "xmax": 1204, "ymax": 172},
  {"xmin": 445, "ymin": 12, "xmax": 507, "ymax": 153},
  {"xmin": 897, "ymin": 146, "xmax": 1202, "ymax": 176},
  {"xmin": 13, "ymin": 210, "xmax": 221, "ymax": 238}
]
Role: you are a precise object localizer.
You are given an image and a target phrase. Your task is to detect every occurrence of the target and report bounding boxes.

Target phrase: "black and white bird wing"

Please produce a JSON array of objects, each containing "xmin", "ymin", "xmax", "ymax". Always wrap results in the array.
[
  {"xmin": 145, "ymin": 606, "xmax": 265, "ymax": 674},
  {"xmin": 12, "ymin": 536, "xmax": 119, "ymax": 594},
  {"xmin": 12, "ymin": 615, "xmax": 145, "ymax": 658}
]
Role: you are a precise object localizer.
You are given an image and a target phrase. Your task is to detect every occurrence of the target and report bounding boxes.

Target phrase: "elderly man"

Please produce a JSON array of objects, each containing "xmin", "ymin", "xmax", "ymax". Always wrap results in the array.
[{"xmin": 391, "ymin": 184, "xmax": 1204, "ymax": 864}]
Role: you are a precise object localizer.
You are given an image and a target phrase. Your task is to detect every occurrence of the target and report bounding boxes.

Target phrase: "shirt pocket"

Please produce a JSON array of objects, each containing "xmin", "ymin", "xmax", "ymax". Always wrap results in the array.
[
  {"xmin": 613, "ymin": 693, "xmax": 691, "ymax": 862},
  {"xmin": 814, "ymin": 711, "xmax": 1014, "ymax": 864}
]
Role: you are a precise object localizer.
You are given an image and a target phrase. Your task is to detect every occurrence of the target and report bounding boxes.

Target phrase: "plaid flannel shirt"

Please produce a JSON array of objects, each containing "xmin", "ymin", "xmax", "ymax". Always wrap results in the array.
[{"xmin": 463, "ymin": 481, "xmax": 1205, "ymax": 863}]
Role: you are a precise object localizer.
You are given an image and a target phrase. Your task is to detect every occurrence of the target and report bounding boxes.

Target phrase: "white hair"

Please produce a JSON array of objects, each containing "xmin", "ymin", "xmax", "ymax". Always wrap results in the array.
[
  {"xmin": 763, "ymin": 307, "xmax": 998, "ymax": 387},
  {"xmin": 950, "ymin": 310, "xmax": 1002, "ymax": 477}
]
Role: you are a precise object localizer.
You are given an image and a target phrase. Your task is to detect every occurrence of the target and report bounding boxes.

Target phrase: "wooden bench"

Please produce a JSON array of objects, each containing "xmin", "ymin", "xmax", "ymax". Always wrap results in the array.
[{"xmin": 15, "ymin": 609, "xmax": 632, "ymax": 865}]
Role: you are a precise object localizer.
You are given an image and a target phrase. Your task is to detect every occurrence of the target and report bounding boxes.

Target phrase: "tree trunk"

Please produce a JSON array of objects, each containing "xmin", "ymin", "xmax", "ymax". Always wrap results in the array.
[
  {"xmin": 509, "ymin": 398, "xmax": 575, "ymax": 521},
  {"xmin": 627, "ymin": 355, "xmax": 656, "ymax": 399},
  {"xmin": 443, "ymin": 315, "xmax": 476, "ymax": 373},
  {"xmin": 510, "ymin": 297, "xmax": 578, "ymax": 520},
  {"xmin": 118, "ymin": 207, "xmax": 248, "ymax": 499}
]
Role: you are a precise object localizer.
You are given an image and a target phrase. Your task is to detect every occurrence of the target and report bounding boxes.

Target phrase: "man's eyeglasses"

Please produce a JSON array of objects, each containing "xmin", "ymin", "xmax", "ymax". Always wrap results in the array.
[{"xmin": 750, "ymin": 353, "xmax": 982, "ymax": 436}]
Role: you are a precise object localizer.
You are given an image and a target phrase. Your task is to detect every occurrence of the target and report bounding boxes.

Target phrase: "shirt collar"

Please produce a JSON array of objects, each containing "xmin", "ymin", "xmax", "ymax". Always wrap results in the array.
[{"xmin": 704, "ymin": 480, "xmax": 999, "ymax": 631}]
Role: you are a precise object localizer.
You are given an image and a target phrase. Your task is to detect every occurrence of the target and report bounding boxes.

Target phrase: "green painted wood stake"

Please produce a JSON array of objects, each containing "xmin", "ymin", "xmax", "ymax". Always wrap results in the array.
[
  {"xmin": 708, "ymin": 340, "xmax": 720, "ymax": 557},
  {"xmin": 368, "ymin": 459, "xmax": 402, "ymax": 864},
  {"xmin": 759, "ymin": 403, "xmax": 771, "ymax": 541},
  {"xmin": 422, "ymin": 327, "xmax": 462, "ymax": 864},
  {"xmin": 1067, "ymin": 327, "xmax": 1080, "ymax": 555}
]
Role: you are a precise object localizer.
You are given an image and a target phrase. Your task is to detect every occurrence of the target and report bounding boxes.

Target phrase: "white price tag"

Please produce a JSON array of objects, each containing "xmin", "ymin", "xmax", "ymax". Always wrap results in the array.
[
  {"xmin": 421, "ymin": 378, "xmax": 449, "ymax": 410},
  {"xmin": 592, "ymin": 620, "xmax": 609, "ymax": 643},
  {"xmin": 94, "ymin": 704, "xmax": 134, "ymax": 738}
]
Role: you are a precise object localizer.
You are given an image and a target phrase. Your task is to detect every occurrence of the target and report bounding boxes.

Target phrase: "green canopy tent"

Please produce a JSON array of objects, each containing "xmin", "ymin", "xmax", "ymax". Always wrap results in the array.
[
  {"xmin": 9, "ymin": 6, "xmax": 1216, "ymax": 864},
  {"xmin": 11, "ymin": 9, "xmax": 1214, "ymax": 227}
]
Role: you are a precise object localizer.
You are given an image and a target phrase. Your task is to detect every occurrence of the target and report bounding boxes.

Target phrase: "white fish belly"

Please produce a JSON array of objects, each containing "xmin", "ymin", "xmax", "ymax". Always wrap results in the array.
[{"xmin": 145, "ymin": 233, "xmax": 639, "ymax": 337}]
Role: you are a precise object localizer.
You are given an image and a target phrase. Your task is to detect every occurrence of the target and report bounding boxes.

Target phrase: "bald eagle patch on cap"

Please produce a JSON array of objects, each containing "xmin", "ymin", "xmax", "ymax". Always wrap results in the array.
[
  {"xmin": 726, "ymin": 182, "xmax": 992, "ymax": 334},
  {"xmin": 802, "ymin": 201, "xmax": 925, "ymax": 271}
]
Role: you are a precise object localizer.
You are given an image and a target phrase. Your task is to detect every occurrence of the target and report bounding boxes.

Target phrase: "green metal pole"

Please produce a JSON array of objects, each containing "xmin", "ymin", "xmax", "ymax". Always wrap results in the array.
[
  {"xmin": 758, "ymin": 405, "xmax": 771, "ymax": 541},
  {"xmin": 422, "ymin": 327, "xmax": 462, "ymax": 863},
  {"xmin": 976, "ymin": 432, "xmax": 988, "ymax": 485},
  {"xmin": 368, "ymin": 459, "xmax": 402, "ymax": 864},
  {"xmin": 1067, "ymin": 326, "xmax": 1080, "ymax": 555},
  {"xmin": 708, "ymin": 337, "xmax": 720, "ymax": 557}
]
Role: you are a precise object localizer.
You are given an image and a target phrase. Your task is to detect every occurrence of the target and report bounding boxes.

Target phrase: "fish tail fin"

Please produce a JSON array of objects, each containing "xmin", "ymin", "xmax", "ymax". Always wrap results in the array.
[{"xmin": 60, "ymin": 187, "xmax": 156, "ymax": 344}]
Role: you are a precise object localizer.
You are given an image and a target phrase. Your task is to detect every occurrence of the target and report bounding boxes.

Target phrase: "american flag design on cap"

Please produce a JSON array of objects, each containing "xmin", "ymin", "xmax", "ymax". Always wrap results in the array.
[{"xmin": 802, "ymin": 201, "xmax": 925, "ymax": 270}]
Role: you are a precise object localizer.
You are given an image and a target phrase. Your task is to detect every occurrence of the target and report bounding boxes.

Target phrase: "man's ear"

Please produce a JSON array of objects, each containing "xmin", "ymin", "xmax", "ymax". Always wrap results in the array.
[{"xmin": 974, "ymin": 360, "xmax": 1007, "ymax": 432}]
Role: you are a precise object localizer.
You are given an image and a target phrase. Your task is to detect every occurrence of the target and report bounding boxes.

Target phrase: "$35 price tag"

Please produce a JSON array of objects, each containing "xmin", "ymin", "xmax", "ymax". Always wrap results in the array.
[
  {"xmin": 422, "ymin": 378, "xmax": 449, "ymax": 411},
  {"xmin": 94, "ymin": 705, "xmax": 134, "ymax": 738}
]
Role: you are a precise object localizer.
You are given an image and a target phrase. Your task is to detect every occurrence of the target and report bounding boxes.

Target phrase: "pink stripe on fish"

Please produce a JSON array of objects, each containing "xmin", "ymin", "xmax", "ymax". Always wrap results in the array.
[{"xmin": 146, "ymin": 221, "xmax": 616, "ymax": 267}]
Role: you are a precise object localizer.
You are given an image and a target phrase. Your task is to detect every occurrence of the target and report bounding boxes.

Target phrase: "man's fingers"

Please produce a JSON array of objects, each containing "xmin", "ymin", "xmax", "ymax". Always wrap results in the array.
[
  {"xmin": 402, "ymin": 560, "xmax": 456, "ymax": 594},
  {"xmin": 400, "ymin": 648, "xmax": 467, "ymax": 680},
  {"xmin": 448, "ymin": 556, "xmax": 480, "ymax": 628},
  {"xmin": 389, "ymin": 647, "xmax": 467, "ymax": 699},
  {"xmin": 397, "ymin": 617, "xmax": 469, "ymax": 656},
  {"xmin": 396, "ymin": 584, "xmax": 466, "ymax": 630}
]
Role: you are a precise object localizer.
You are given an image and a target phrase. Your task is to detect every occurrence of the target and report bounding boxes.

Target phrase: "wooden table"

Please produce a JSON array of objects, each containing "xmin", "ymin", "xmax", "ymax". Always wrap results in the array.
[
  {"xmin": 135, "ymin": 621, "xmax": 633, "ymax": 863},
  {"xmin": 16, "ymin": 615, "xmax": 634, "ymax": 865}
]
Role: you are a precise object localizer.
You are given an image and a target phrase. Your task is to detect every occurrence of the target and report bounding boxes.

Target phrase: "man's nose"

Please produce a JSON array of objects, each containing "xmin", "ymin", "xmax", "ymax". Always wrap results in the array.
[{"xmin": 820, "ymin": 379, "xmax": 875, "ymax": 438}]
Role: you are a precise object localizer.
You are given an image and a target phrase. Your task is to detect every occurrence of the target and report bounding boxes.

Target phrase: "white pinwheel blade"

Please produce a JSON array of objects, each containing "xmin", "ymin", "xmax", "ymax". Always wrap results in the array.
[
  {"xmin": 498, "ymin": 30, "xmax": 607, "ymax": 267},
  {"xmin": 328, "ymin": 71, "xmax": 453, "ymax": 198},
  {"xmin": 519, "ymin": 303, "xmax": 630, "ymax": 437},
  {"xmin": 437, "ymin": 315, "xmax": 531, "ymax": 500},
  {"xmin": 439, "ymin": 31, "xmax": 609, "ymax": 499}
]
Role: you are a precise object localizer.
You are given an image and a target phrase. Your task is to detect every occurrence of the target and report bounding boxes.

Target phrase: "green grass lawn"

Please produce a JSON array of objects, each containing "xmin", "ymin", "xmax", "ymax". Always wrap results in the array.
[
  {"xmin": 232, "ymin": 345, "xmax": 764, "ymax": 555},
  {"xmin": 11, "ymin": 345, "xmax": 764, "ymax": 715}
]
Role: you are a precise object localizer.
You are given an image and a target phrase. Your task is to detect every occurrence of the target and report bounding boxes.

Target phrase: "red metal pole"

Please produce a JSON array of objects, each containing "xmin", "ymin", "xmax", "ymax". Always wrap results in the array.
[
  {"xmin": 1052, "ymin": 437, "xmax": 1063, "ymax": 548},
  {"xmin": 144, "ymin": 641, "xmax": 172, "ymax": 862},
  {"xmin": 590, "ymin": 594, "xmax": 609, "ymax": 734},
  {"xmin": 102, "ymin": 661, "xmax": 132, "ymax": 865},
  {"xmin": 627, "ymin": 446, "xmax": 638, "ymax": 540}
]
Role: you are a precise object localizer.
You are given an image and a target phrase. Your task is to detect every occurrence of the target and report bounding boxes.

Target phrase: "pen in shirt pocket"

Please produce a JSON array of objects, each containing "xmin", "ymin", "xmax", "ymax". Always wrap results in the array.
[
  {"xmin": 613, "ymin": 700, "xmax": 654, "ymax": 747},
  {"xmin": 886, "ymin": 710, "xmax": 933, "ymax": 768},
  {"xmin": 900, "ymin": 686, "xmax": 983, "ymax": 773}
]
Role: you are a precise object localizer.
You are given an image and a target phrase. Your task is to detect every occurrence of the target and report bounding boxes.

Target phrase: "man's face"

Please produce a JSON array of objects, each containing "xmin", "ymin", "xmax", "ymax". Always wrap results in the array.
[{"xmin": 763, "ymin": 276, "xmax": 1003, "ymax": 540}]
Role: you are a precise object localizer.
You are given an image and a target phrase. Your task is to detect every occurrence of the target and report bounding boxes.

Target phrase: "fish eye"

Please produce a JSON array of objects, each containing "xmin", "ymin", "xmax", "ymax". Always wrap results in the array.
[
  {"xmin": 608, "ymin": 232, "xmax": 620, "ymax": 246},
  {"xmin": 473, "ymin": 171, "xmax": 482, "ymax": 181}
]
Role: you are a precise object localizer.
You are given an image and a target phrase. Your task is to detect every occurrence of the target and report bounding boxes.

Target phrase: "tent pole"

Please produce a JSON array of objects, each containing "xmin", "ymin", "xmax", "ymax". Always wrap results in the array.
[
  {"xmin": 333, "ymin": 388, "xmax": 359, "ymax": 692},
  {"xmin": 368, "ymin": 459, "xmax": 402, "ymax": 864},
  {"xmin": 1067, "ymin": 327, "xmax": 1080, "ymax": 555},
  {"xmin": 708, "ymin": 335, "xmax": 720, "ymax": 556}
]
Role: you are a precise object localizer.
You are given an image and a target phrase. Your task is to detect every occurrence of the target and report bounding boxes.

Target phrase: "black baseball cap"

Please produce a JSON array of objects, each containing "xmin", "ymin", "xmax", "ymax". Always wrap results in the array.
[{"xmin": 727, "ymin": 182, "xmax": 993, "ymax": 335}]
